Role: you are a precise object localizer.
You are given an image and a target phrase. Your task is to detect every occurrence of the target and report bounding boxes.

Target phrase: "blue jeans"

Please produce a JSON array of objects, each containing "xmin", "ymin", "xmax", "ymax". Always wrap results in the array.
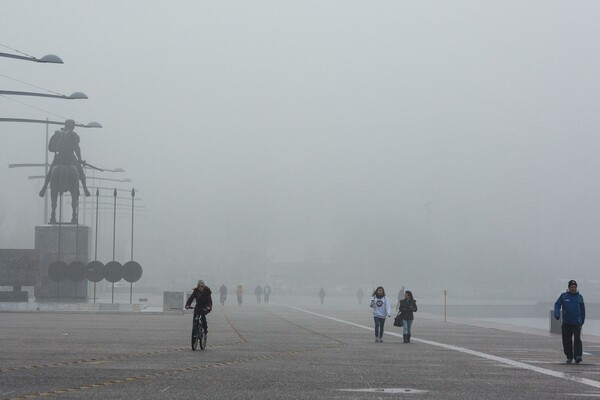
[
  {"xmin": 374, "ymin": 316, "xmax": 386, "ymax": 338},
  {"xmin": 403, "ymin": 319, "xmax": 413, "ymax": 335}
]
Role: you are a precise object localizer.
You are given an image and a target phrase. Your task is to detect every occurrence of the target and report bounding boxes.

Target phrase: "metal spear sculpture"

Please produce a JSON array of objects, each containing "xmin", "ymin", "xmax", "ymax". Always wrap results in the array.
[
  {"xmin": 104, "ymin": 188, "xmax": 123, "ymax": 303},
  {"xmin": 123, "ymin": 188, "xmax": 143, "ymax": 304},
  {"xmin": 86, "ymin": 188, "xmax": 105, "ymax": 303}
]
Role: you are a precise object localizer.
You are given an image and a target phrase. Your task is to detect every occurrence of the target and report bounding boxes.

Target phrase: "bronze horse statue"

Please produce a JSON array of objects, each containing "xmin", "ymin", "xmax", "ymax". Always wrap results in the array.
[{"xmin": 49, "ymin": 164, "xmax": 80, "ymax": 224}]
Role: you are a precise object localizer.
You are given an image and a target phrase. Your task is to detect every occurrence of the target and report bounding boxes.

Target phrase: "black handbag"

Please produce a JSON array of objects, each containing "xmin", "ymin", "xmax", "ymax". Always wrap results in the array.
[{"xmin": 393, "ymin": 314, "xmax": 403, "ymax": 327}]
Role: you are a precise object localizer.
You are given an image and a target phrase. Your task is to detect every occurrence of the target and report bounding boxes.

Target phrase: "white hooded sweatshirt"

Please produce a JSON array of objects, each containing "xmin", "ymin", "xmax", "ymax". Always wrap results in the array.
[{"xmin": 371, "ymin": 295, "xmax": 391, "ymax": 319}]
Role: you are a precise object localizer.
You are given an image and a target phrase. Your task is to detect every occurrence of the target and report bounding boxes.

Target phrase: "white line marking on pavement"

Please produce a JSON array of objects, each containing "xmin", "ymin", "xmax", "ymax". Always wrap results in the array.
[
  {"xmin": 338, "ymin": 388, "xmax": 427, "ymax": 393},
  {"xmin": 284, "ymin": 305, "xmax": 600, "ymax": 390}
]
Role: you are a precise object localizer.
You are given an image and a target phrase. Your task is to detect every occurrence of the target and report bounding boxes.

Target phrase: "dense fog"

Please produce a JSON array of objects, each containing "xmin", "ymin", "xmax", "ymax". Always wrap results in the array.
[{"xmin": 2, "ymin": 1, "xmax": 600, "ymax": 301}]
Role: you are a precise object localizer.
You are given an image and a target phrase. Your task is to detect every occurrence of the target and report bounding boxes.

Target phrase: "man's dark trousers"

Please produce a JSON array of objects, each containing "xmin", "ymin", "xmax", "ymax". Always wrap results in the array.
[{"xmin": 562, "ymin": 324, "xmax": 582, "ymax": 359}]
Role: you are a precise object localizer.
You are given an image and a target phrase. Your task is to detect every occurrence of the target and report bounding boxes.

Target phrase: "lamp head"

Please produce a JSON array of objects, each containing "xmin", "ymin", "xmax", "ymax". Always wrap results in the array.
[
  {"xmin": 38, "ymin": 54, "xmax": 63, "ymax": 64},
  {"xmin": 67, "ymin": 92, "xmax": 88, "ymax": 99}
]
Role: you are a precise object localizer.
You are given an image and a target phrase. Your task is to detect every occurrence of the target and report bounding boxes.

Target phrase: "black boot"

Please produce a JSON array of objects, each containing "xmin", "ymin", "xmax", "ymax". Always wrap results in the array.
[
  {"xmin": 407, "ymin": 334, "xmax": 411, "ymax": 343},
  {"xmin": 403, "ymin": 334, "xmax": 407, "ymax": 343}
]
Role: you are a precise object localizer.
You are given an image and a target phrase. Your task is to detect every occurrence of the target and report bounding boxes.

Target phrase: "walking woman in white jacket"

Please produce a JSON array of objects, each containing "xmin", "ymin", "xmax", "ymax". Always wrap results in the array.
[{"xmin": 370, "ymin": 286, "xmax": 392, "ymax": 342}]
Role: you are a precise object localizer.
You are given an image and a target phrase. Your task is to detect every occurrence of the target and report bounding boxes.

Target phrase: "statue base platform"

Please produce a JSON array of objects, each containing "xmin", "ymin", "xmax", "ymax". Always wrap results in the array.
[{"xmin": 34, "ymin": 225, "xmax": 90, "ymax": 302}]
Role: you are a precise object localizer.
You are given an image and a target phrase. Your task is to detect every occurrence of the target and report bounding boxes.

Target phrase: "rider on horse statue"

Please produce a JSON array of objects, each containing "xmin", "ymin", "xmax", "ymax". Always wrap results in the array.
[{"xmin": 39, "ymin": 119, "xmax": 91, "ymax": 198}]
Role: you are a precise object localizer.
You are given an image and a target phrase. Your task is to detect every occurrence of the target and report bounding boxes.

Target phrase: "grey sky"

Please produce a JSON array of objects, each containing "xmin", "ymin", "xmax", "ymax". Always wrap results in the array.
[{"xmin": 2, "ymin": 1, "xmax": 600, "ymax": 296}]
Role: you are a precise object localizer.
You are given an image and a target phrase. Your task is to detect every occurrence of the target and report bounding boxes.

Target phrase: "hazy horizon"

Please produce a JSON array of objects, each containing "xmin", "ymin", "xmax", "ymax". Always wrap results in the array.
[{"xmin": 2, "ymin": 1, "xmax": 600, "ymax": 300}]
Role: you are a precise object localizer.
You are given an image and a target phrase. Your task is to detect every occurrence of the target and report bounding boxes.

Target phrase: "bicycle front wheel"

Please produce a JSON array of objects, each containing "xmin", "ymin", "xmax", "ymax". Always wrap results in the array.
[
  {"xmin": 199, "ymin": 332, "xmax": 207, "ymax": 350},
  {"xmin": 191, "ymin": 322, "xmax": 199, "ymax": 351}
]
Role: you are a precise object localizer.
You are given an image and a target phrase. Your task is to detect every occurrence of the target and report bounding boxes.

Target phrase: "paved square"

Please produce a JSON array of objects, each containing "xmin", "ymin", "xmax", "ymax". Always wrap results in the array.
[{"xmin": 2, "ymin": 299, "xmax": 600, "ymax": 399}]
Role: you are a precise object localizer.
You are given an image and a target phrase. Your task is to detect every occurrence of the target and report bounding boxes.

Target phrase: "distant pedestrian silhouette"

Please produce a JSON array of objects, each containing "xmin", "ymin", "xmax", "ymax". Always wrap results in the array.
[
  {"xmin": 357, "ymin": 288, "xmax": 364, "ymax": 305},
  {"xmin": 397, "ymin": 286, "xmax": 405, "ymax": 306},
  {"xmin": 264, "ymin": 284, "xmax": 272, "ymax": 303},
  {"xmin": 254, "ymin": 285, "xmax": 263, "ymax": 304}
]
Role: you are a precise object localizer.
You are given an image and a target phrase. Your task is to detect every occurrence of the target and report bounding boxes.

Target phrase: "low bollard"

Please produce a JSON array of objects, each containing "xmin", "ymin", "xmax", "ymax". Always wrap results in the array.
[
  {"xmin": 549, "ymin": 309, "xmax": 561, "ymax": 334},
  {"xmin": 163, "ymin": 291, "xmax": 184, "ymax": 311}
]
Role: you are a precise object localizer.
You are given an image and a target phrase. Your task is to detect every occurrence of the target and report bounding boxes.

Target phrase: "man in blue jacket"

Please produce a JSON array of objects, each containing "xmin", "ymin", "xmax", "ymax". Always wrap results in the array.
[{"xmin": 554, "ymin": 280, "xmax": 585, "ymax": 364}]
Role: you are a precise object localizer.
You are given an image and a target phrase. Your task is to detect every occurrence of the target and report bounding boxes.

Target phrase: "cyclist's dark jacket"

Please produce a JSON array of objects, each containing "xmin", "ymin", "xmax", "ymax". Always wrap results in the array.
[{"xmin": 185, "ymin": 286, "xmax": 213, "ymax": 313}]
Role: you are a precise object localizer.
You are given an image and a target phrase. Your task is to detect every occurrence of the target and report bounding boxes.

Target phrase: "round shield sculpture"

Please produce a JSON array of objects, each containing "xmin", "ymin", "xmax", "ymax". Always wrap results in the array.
[
  {"xmin": 67, "ymin": 261, "xmax": 87, "ymax": 282},
  {"xmin": 86, "ymin": 261, "xmax": 105, "ymax": 283},
  {"xmin": 104, "ymin": 261, "xmax": 123, "ymax": 283},
  {"xmin": 48, "ymin": 261, "xmax": 68, "ymax": 282},
  {"xmin": 123, "ymin": 261, "xmax": 143, "ymax": 283}
]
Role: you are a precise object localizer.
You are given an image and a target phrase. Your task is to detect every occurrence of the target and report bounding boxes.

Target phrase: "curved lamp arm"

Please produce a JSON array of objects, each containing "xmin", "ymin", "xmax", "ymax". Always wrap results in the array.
[
  {"xmin": 0, "ymin": 90, "xmax": 88, "ymax": 100},
  {"xmin": 0, "ymin": 52, "xmax": 63, "ymax": 63}
]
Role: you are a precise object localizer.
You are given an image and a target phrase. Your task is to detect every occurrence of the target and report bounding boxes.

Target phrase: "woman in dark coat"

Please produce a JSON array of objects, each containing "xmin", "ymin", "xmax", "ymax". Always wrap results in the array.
[{"xmin": 398, "ymin": 290, "xmax": 417, "ymax": 343}]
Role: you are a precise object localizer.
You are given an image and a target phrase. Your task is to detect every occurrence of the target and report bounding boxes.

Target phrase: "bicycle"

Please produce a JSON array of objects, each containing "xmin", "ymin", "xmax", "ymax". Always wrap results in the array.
[{"xmin": 190, "ymin": 307, "xmax": 208, "ymax": 351}]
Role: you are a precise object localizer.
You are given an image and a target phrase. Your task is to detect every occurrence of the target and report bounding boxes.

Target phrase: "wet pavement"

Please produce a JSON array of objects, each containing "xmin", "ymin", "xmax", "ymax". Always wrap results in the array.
[{"xmin": 2, "ymin": 298, "xmax": 600, "ymax": 399}]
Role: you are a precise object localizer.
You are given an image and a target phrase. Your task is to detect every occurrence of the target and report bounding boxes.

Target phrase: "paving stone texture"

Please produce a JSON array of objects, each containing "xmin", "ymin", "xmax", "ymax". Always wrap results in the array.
[{"xmin": 1, "ymin": 297, "xmax": 600, "ymax": 399}]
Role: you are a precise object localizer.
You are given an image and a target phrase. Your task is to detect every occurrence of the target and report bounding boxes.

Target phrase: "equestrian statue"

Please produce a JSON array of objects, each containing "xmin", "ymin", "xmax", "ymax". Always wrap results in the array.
[{"xmin": 39, "ymin": 119, "xmax": 91, "ymax": 224}]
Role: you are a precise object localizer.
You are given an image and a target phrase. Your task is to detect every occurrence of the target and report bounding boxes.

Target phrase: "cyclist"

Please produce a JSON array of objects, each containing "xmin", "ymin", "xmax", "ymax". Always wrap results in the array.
[
  {"xmin": 185, "ymin": 280, "xmax": 213, "ymax": 334},
  {"xmin": 219, "ymin": 283, "xmax": 227, "ymax": 306},
  {"xmin": 236, "ymin": 284, "xmax": 244, "ymax": 306}
]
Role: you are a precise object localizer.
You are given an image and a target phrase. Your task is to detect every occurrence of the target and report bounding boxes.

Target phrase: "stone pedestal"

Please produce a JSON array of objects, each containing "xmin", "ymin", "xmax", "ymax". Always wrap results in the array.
[{"xmin": 35, "ymin": 225, "xmax": 90, "ymax": 302}]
